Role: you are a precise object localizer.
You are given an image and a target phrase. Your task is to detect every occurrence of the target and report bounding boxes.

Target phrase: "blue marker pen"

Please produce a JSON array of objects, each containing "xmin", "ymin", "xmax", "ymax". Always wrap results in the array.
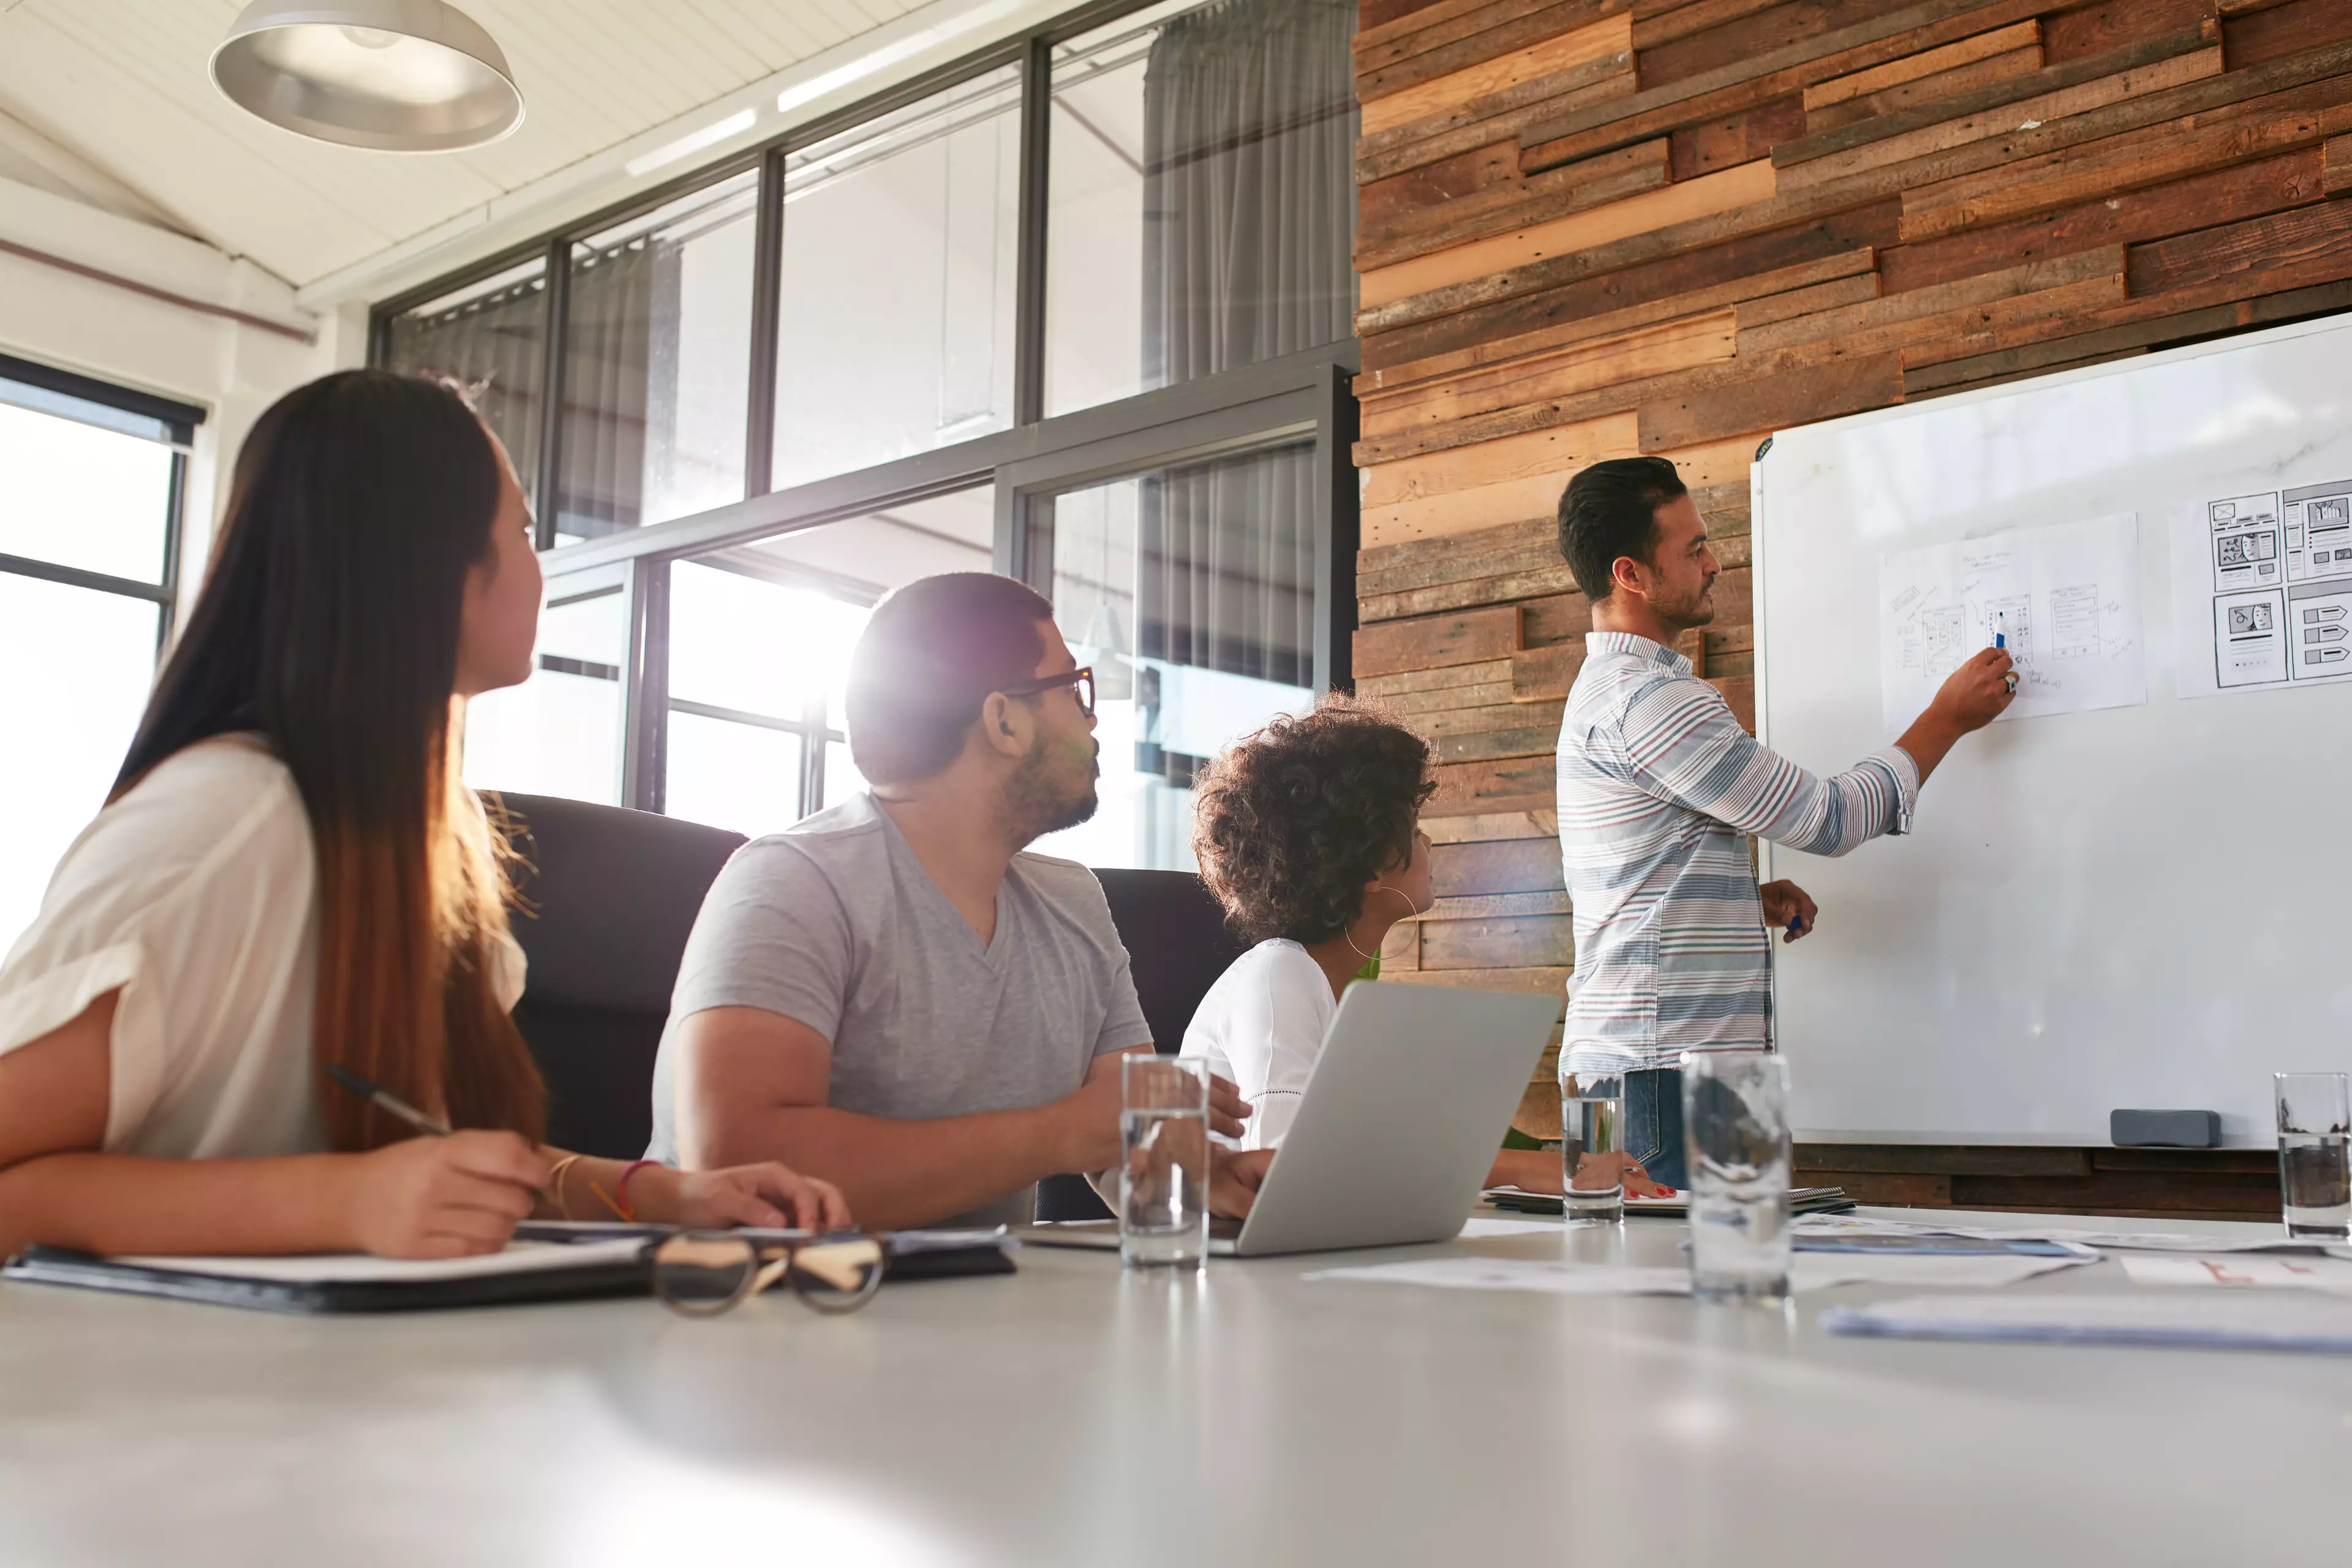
[{"xmin": 1994, "ymin": 611, "xmax": 2007, "ymax": 650}]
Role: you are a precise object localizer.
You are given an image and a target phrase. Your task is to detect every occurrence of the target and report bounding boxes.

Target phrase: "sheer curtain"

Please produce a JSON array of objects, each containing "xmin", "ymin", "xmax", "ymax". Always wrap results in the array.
[
  {"xmin": 1140, "ymin": 0, "xmax": 1356, "ymax": 385},
  {"xmin": 382, "ymin": 276, "xmax": 546, "ymax": 502},
  {"xmin": 555, "ymin": 240, "xmax": 665, "ymax": 541},
  {"xmin": 1136, "ymin": 0, "xmax": 1353, "ymax": 692},
  {"xmin": 1139, "ymin": 445, "xmax": 1315, "ymax": 686}
]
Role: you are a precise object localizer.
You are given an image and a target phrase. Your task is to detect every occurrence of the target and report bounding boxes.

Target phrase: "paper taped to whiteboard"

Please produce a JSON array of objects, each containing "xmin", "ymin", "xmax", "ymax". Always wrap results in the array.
[
  {"xmin": 1877, "ymin": 513, "xmax": 2147, "ymax": 733},
  {"xmin": 2169, "ymin": 481, "xmax": 2352, "ymax": 699}
]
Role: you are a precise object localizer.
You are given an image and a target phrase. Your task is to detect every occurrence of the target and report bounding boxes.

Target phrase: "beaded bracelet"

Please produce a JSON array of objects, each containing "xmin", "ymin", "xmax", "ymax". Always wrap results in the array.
[{"xmin": 590, "ymin": 1158, "xmax": 660, "ymax": 1222}]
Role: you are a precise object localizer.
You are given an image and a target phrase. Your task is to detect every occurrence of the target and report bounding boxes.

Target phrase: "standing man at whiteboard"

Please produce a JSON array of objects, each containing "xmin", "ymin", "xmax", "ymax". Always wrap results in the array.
[{"xmin": 1553, "ymin": 456, "xmax": 2016, "ymax": 1189}]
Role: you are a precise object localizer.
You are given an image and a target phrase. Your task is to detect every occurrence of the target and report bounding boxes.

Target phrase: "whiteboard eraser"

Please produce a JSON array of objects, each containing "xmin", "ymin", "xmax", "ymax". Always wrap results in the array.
[{"xmin": 2110, "ymin": 1109, "xmax": 2221, "ymax": 1148}]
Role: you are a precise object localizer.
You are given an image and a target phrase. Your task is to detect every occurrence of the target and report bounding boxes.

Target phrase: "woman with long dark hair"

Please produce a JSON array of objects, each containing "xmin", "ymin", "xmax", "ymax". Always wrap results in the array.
[{"xmin": 0, "ymin": 371, "xmax": 848, "ymax": 1257}]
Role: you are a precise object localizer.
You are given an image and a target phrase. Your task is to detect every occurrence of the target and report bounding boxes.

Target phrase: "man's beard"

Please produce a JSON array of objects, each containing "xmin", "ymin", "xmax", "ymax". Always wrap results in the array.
[
  {"xmin": 1658, "ymin": 577, "xmax": 1717, "ymax": 630},
  {"xmin": 1000, "ymin": 734, "xmax": 1099, "ymax": 848}
]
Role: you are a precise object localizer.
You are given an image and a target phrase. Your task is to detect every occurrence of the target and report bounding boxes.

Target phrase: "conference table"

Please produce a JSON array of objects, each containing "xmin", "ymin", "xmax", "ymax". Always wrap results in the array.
[{"xmin": 1, "ymin": 1206, "xmax": 2343, "ymax": 1566}]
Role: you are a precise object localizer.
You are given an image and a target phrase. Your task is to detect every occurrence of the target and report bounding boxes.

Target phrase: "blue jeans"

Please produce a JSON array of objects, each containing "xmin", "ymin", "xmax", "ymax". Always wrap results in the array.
[{"xmin": 1624, "ymin": 1068, "xmax": 1687, "ymax": 1191}]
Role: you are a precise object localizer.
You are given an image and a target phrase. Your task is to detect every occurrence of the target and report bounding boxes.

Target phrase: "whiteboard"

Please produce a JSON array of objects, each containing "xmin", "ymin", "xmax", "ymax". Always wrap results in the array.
[{"xmin": 1753, "ymin": 312, "xmax": 2352, "ymax": 1148}]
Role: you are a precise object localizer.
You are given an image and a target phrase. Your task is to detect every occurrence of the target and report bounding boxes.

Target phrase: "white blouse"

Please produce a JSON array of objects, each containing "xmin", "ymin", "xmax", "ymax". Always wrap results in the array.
[
  {"xmin": 0, "ymin": 736, "xmax": 524, "ymax": 1158},
  {"xmin": 1180, "ymin": 938, "xmax": 1337, "ymax": 1152}
]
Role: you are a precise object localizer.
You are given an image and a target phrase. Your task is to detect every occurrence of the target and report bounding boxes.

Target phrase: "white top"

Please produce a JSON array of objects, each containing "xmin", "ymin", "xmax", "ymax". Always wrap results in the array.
[
  {"xmin": 1179, "ymin": 938, "xmax": 1337, "ymax": 1151},
  {"xmin": 0, "ymin": 735, "xmax": 524, "ymax": 1158}
]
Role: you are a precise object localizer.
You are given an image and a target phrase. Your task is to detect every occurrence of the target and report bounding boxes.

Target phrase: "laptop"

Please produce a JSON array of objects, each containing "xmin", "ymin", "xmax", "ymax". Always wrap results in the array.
[{"xmin": 1020, "ymin": 980, "xmax": 1559, "ymax": 1257}]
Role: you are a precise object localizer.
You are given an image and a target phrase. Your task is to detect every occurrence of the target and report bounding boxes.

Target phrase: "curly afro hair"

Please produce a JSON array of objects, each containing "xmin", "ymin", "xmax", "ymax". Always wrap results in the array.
[{"xmin": 1191, "ymin": 695, "xmax": 1436, "ymax": 946}]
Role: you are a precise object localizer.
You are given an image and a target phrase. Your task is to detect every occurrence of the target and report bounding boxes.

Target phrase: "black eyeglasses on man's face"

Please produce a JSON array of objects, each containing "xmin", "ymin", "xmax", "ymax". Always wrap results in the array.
[{"xmin": 998, "ymin": 666, "xmax": 1095, "ymax": 718}]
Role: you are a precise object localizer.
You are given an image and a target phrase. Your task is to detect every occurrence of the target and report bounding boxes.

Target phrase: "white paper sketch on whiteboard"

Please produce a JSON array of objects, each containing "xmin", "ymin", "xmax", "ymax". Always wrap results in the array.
[
  {"xmin": 2049, "ymin": 586, "xmax": 2100, "ymax": 658},
  {"xmin": 2170, "ymin": 481, "xmax": 2352, "ymax": 700},
  {"xmin": 1877, "ymin": 513, "xmax": 2147, "ymax": 734}
]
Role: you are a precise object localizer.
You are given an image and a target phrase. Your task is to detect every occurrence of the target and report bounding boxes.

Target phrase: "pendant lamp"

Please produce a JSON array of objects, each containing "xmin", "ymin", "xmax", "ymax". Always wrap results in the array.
[{"xmin": 210, "ymin": 1, "xmax": 524, "ymax": 152}]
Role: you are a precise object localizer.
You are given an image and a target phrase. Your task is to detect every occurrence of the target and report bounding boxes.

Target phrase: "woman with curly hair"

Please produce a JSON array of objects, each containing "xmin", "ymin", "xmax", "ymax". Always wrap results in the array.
[{"xmin": 1181, "ymin": 696, "xmax": 1568, "ymax": 1192}]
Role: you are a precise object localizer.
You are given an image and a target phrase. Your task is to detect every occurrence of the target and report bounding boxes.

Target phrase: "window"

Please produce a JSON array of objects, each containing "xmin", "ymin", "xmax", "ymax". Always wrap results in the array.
[
  {"xmin": 557, "ymin": 172, "xmax": 759, "ymax": 545},
  {"xmin": 375, "ymin": 0, "xmax": 1359, "ymax": 871},
  {"xmin": 381, "ymin": 256, "xmax": 549, "ymax": 506},
  {"xmin": 1028, "ymin": 439, "xmax": 1318, "ymax": 870},
  {"xmin": 662, "ymin": 487, "xmax": 993, "ymax": 834},
  {"xmin": 464, "ymin": 575, "xmax": 630, "ymax": 805},
  {"xmin": 0, "ymin": 357, "xmax": 197, "ymax": 951},
  {"xmin": 1045, "ymin": 0, "xmax": 1359, "ymax": 417},
  {"xmin": 772, "ymin": 69, "xmax": 1022, "ymax": 491}
]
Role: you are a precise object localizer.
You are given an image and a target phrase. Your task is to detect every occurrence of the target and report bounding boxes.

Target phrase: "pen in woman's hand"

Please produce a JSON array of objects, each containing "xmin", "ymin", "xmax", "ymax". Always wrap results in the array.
[{"xmin": 325, "ymin": 1063, "xmax": 454, "ymax": 1139}]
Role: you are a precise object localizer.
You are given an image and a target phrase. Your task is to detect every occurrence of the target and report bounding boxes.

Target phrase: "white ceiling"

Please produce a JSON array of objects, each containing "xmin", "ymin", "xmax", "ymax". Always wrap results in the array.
[{"xmin": 0, "ymin": 0, "xmax": 932, "ymax": 288}]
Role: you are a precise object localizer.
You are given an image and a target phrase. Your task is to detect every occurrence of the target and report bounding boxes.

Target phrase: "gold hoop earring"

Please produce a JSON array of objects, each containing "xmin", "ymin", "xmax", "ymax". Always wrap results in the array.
[{"xmin": 1343, "ymin": 884, "xmax": 1424, "ymax": 962}]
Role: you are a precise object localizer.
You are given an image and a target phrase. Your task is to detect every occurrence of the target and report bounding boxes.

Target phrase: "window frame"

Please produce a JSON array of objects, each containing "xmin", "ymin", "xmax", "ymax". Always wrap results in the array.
[
  {"xmin": 372, "ymin": 0, "xmax": 1360, "ymax": 828},
  {"xmin": 0, "ymin": 350, "xmax": 202, "ymax": 655}
]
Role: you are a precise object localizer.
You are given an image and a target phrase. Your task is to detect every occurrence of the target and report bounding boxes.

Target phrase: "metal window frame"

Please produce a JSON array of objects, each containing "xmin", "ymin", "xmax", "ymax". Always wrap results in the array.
[
  {"xmin": 550, "ymin": 345, "xmax": 1353, "ymax": 813},
  {"xmin": 371, "ymin": 0, "xmax": 1362, "ymax": 823},
  {"xmin": 0, "ymin": 356, "xmax": 197, "ymax": 659}
]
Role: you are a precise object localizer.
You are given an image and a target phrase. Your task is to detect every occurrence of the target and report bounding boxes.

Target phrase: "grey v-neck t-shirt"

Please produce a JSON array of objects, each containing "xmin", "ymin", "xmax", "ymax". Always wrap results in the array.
[{"xmin": 646, "ymin": 793, "xmax": 1152, "ymax": 1228}]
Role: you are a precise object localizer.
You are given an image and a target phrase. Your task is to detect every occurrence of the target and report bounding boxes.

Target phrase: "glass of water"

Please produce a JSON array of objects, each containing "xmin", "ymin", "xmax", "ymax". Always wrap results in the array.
[
  {"xmin": 1560, "ymin": 1069, "xmax": 1628, "ymax": 1223},
  {"xmin": 1120, "ymin": 1055, "xmax": 1210, "ymax": 1268},
  {"xmin": 1682, "ymin": 1050, "xmax": 1792, "ymax": 1303},
  {"xmin": 2275, "ymin": 1072, "xmax": 2350, "ymax": 1240}
]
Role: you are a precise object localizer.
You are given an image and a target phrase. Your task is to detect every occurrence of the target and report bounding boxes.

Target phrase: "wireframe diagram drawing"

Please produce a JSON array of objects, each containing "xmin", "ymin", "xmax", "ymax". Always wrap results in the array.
[
  {"xmin": 2169, "ymin": 483, "xmax": 2352, "ymax": 699},
  {"xmin": 1877, "ymin": 513, "xmax": 2147, "ymax": 733}
]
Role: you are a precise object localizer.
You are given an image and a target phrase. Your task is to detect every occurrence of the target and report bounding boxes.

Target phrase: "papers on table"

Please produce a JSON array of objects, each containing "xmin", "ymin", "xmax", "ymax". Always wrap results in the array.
[
  {"xmin": 1793, "ymin": 1213, "xmax": 2352, "ymax": 1257},
  {"xmin": 1302, "ymin": 1252, "xmax": 2091, "ymax": 1297},
  {"xmin": 1824, "ymin": 1292, "xmax": 2352, "ymax": 1353},
  {"xmin": 1304, "ymin": 1259, "xmax": 1693, "ymax": 1297},
  {"xmin": 1457, "ymin": 1217, "xmax": 1569, "ymax": 1240},
  {"xmin": 1795, "ymin": 1232, "xmax": 2095, "ymax": 1259},
  {"xmin": 1800, "ymin": 1254, "xmax": 2090, "ymax": 1291},
  {"xmin": 2116, "ymin": 1254, "xmax": 2352, "ymax": 1293}
]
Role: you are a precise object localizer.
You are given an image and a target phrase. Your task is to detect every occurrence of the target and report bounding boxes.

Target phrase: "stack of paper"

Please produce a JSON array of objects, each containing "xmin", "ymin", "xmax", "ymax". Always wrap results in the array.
[{"xmin": 1824, "ymin": 1292, "xmax": 2352, "ymax": 1352}]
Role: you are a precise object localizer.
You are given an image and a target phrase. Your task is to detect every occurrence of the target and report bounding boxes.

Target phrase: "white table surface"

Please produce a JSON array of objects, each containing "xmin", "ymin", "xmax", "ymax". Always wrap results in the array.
[{"xmin": 2, "ymin": 1207, "xmax": 2346, "ymax": 1567}]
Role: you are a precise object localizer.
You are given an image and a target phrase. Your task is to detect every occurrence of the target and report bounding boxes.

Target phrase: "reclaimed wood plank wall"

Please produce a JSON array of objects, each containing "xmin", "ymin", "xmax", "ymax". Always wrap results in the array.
[{"xmin": 1354, "ymin": 0, "xmax": 2352, "ymax": 1188}]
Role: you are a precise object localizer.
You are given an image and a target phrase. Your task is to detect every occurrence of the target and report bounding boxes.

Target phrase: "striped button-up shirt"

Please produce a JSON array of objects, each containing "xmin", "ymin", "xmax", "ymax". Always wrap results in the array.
[{"xmin": 1557, "ymin": 632, "xmax": 1919, "ymax": 1075}]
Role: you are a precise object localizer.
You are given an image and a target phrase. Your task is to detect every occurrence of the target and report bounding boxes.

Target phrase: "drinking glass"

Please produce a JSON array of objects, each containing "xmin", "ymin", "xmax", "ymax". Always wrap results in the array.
[
  {"xmin": 1560, "ymin": 1069, "xmax": 1628, "ymax": 1223},
  {"xmin": 1121, "ymin": 1055, "xmax": 1210, "ymax": 1268},
  {"xmin": 1683, "ymin": 1050, "xmax": 1792, "ymax": 1303},
  {"xmin": 2275, "ymin": 1072, "xmax": 2351, "ymax": 1239}
]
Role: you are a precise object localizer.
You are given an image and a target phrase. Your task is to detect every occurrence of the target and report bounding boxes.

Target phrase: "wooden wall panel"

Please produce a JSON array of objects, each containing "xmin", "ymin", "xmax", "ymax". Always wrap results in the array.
[{"xmin": 1354, "ymin": 0, "xmax": 2352, "ymax": 1191}]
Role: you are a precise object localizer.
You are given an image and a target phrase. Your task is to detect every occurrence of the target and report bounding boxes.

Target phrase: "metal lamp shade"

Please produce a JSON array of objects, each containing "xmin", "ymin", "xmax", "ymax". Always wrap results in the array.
[{"xmin": 210, "ymin": 1, "xmax": 523, "ymax": 152}]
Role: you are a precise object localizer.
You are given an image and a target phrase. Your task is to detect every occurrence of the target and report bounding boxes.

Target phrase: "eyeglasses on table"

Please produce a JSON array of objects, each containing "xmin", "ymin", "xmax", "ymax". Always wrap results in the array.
[{"xmin": 649, "ymin": 1230, "xmax": 886, "ymax": 1318}]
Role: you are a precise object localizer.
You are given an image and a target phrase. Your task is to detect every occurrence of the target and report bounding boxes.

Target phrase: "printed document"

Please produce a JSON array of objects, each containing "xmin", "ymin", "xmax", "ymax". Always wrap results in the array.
[
  {"xmin": 1878, "ymin": 513, "xmax": 2146, "ymax": 733},
  {"xmin": 2168, "ymin": 481, "xmax": 2352, "ymax": 699}
]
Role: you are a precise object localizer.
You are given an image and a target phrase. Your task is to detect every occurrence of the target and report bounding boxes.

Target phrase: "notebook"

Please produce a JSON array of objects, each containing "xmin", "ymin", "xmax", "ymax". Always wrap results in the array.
[
  {"xmin": 1, "ymin": 1227, "xmax": 1016, "ymax": 1314},
  {"xmin": 0, "ymin": 1238, "xmax": 653, "ymax": 1314}
]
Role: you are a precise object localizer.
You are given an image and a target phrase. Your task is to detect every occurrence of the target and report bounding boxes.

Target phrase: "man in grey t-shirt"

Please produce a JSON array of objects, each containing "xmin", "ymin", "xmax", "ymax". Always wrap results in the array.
[{"xmin": 649, "ymin": 573, "xmax": 1257, "ymax": 1230}]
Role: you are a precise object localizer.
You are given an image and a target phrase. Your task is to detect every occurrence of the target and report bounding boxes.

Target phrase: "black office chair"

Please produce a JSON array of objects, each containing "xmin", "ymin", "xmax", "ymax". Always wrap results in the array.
[
  {"xmin": 1033, "ymin": 868, "xmax": 1251, "ymax": 1222},
  {"xmin": 493, "ymin": 793, "xmax": 747, "ymax": 1158}
]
